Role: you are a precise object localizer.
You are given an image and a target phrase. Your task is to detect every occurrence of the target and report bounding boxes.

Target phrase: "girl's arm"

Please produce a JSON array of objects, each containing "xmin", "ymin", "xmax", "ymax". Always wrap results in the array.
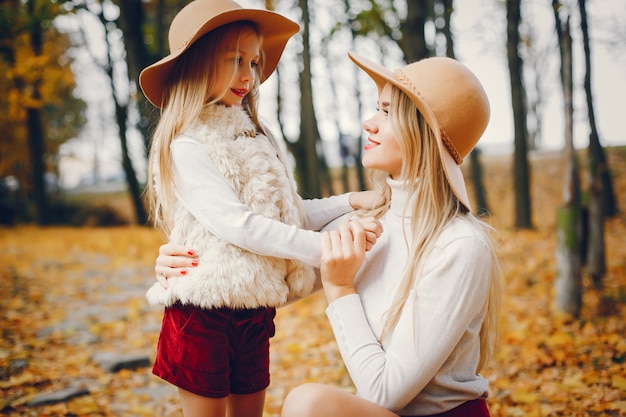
[
  {"xmin": 301, "ymin": 190, "xmax": 378, "ymax": 231},
  {"xmin": 154, "ymin": 139, "xmax": 380, "ymax": 285},
  {"xmin": 171, "ymin": 138, "xmax": 342, "ymax": 266}
]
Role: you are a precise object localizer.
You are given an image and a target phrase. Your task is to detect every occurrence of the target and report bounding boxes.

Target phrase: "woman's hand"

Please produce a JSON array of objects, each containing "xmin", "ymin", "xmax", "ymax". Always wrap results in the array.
[
  {"xmin": 354, "ymin": 216, "xmax": 383, "ymax": 251},
  {"xmin": 320, "ymin": 221, "xmax": 367, "ymax": 303},
  {"xmin": 154, "ymin": 243, "xmax": 198, "ymax": 289}
]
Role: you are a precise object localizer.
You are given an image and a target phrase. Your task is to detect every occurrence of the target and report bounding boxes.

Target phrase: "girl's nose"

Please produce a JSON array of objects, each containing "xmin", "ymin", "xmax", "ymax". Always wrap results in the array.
[{"xmin": 240, "ymin": 64, "xmax": 255, "ymax": 82}]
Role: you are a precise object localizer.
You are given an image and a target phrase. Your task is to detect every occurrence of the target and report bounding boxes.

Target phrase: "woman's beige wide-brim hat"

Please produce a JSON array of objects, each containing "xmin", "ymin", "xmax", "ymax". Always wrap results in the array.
[
  {"xmin": 139, "ymin": 0, "xmax": 300, "ymax": 108},
  {"xmin": 348, "ymin": 52, "xmax": 490, "ymax": 211}
]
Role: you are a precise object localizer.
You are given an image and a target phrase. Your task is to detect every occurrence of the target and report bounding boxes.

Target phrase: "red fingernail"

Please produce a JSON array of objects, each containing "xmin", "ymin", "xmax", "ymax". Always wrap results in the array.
[
  {"xmin": 188, "ymin": 250, "xmax": 195, "ymax": 256},
  {"xmin": 191, "ymin": 260, "xmax": 199, "ymax": 267},
  {"xmin": 181, "ymin": 269, "xmax": 188, "ymax": 275}
]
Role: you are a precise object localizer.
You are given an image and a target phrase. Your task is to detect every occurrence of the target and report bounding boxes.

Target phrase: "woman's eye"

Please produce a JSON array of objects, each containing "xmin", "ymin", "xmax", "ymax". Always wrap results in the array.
[{"xmin": 251, "ymin": 61, "xmax": 259, "ymax": 68}]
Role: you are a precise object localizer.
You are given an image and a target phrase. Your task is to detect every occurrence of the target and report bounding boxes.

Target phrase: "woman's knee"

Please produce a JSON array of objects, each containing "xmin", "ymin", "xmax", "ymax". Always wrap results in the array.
[{"xmin": 281, "ymin": 383, "xmax": 332, "ymax": 417}]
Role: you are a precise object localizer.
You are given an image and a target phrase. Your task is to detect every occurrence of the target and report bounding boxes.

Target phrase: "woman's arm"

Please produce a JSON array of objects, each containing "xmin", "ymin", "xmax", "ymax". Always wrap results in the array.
[{"xmin": 324, "ymin": 233, "xmax": 492, "ymax": 411}]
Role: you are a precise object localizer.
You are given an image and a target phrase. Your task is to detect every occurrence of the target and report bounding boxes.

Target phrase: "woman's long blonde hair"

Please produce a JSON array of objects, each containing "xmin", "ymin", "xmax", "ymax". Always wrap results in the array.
[
  {"xmin": 361, "ymin": 87, "xmax": 503, "ymax": 372},
  {"xmin": 146, "ymin": 22, "xmax": 280, "ymax": 235}
]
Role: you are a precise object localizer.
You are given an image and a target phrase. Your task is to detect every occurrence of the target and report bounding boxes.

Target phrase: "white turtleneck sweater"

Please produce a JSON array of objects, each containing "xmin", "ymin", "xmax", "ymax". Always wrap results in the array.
[{"xmin": 324, "ymin": 178, "xmax": 492, "ymax": 416}]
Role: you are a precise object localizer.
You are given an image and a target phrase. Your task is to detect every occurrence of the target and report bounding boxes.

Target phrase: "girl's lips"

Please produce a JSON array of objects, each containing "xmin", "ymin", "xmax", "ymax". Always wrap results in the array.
[{"xmin": 231, "ymin": 88, "xmax": 247, "ymax": 97}]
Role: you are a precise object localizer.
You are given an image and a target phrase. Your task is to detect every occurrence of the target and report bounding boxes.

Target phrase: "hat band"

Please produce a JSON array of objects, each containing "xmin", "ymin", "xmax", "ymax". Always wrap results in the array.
[
  {"xmin": 394, "ymin": 69, "xmax": 463, "ymax": 165},
  {"xmin": 440, "ymin": 129, "xmax": 463, "ymax": 164}
]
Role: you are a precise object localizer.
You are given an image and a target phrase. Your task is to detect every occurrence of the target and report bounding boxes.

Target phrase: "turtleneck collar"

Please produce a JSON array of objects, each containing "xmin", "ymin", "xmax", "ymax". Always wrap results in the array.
[
  {"xmin": 193, "ymin": 103, "xmax": 257, "ymax": 139},
  {"xmin": 388, "ymin": 177, "xmax": 416, "ymax": 218}
]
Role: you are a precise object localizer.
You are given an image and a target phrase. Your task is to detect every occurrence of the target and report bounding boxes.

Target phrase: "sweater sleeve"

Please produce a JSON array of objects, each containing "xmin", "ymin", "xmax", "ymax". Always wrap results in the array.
[
  {"xmin": 171, "ymin": 138, "xmax": 352, "ymax": 267},
  {"xmin": 326, "ymin": 235, "xmax": 491, "ymax": 411},
  {"xmin": 301, "ymin": 196, "xmax": 354, "ymax": 231}
]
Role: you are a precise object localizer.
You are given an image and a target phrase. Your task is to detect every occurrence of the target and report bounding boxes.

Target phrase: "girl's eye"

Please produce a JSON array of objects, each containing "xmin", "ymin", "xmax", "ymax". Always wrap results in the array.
[{"xmin": 251, "ymin": 61, "xmax": 259, "ymax": 68}]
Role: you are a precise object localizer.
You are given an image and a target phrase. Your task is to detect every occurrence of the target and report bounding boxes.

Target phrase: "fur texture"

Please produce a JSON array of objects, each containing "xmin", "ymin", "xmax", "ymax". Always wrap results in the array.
[{"xmin": 146, "ymin": 104, "xmax": 315, "ymax": 308}]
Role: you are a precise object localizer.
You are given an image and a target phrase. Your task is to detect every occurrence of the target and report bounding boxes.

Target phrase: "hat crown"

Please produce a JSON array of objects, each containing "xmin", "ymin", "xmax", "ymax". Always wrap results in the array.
[
  {"xmin": 168, "ymin": 0, "xmax": 242, "ymax": 54},
  {"xmin": 395, "ymin": 57, "xmax": 489, "ymax": 161}
]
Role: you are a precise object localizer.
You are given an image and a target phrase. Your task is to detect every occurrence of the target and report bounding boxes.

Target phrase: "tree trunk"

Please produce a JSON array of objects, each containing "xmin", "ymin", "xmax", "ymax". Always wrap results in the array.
[
  {"xmin": 440, "ymin": 0, "xmax": 455, "ymax": 59},
  {"xmin": 343, "ymin": 0, "xmax": 366, "ymax": 191},
  {"xmin": 553, "ymin": 7, "xmax": 582, "ymax": 317},
  {"xmin": 97, "ymin": 6, "xmax": 148, "ymax": 224},
  {"xmin": 506, "ymin": 0, "xmax": 532, "ymax": 229},
  {"xmin": 26, "ymin": 0, "xmax": 49, "ymax": 225},
  {"xmin": 400, "ymin": 0, "xmax": 430, "ymax": 62},
  {"xmin": 469, "ymin": 149, "xmax": 490, "ymax": 216},
  {"xmin": 578, "ymin": 0, "xmax": 606, "ymax": 287},
  {"xmin": 296, "ymin": 0, "xmax": 323, "ymax": 198},
  {"xmin": 577, "ymin": 0, "xmax": 618, "ymax": 218},
  {"xmin": 114, "ymin": 102, "xmax": 148, "ymax": 225},
  {"xmin": 116, "ymin": 0, "xmax": 154, "ymax": 155}
]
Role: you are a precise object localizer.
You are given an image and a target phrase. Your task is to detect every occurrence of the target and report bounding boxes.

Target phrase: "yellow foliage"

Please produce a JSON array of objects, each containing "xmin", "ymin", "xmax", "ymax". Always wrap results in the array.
[
  {"xmin": 612, "ymin": 375, "xmax": 626, "ymax": 391},
  {"xmin": 0, "ymin": 16, "xmax": 81, "ymax": 188}
]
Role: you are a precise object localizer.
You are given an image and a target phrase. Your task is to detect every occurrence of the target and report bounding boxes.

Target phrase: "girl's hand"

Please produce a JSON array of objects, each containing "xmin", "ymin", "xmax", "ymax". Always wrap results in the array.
[
  {"xmin": 353, "ymin": 216, "xmax": 383, "ymax": 251},
  {"xmin": 320, "ymin": 221, "xmax": 367, "ymax": 302},
  {"xmin": 155, "ymin": 243, "xmax": 198, "ymax": 289},
  {"xmin": 349, "ymin": 190, "xmax": 378, "ymax": 210}
]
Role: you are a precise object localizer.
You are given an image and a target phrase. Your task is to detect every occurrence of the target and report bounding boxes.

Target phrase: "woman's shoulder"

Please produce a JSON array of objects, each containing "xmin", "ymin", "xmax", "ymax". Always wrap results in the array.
[{"xmin": 437, "ymin": 216, "xmax": 492, "ymax": 253}]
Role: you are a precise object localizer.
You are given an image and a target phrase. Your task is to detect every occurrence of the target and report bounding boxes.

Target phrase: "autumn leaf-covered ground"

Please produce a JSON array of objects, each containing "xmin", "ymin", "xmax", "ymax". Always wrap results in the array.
[{"xmin": 1, "ymin": 147, "xmax": 625, "ymax": 417}]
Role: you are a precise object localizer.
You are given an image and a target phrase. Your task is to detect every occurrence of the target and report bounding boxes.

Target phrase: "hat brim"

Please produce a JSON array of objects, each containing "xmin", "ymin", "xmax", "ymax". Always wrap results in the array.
[
  {"xmin": 140, "ymin": 9, "xmax": 299, "ymax": 108},
  {"xmin": 348, "ymin": 51, "xmax": 472, "ymax": 211}
]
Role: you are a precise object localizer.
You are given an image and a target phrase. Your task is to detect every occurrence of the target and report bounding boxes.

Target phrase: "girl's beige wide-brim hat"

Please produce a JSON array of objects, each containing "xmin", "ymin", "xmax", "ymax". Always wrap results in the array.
[
  {"xmin": 348, "ymin": 52, "xmax": 490, "ymax": 211},
  {"xmin": 139, "ymin": 0, "xmax": 299, "ymax": 108}
]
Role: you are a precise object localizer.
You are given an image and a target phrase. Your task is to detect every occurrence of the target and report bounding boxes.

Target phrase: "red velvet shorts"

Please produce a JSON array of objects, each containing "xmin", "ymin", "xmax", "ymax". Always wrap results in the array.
[{"xmin": 152, "ymin": 302, "xmax": 276, "ymax": 398}]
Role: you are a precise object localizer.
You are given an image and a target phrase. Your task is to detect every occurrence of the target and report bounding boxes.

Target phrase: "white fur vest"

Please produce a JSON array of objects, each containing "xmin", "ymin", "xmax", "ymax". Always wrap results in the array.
[{"xmin": 146, "ymin": 104, "xmax": 315, "ymax": 309}]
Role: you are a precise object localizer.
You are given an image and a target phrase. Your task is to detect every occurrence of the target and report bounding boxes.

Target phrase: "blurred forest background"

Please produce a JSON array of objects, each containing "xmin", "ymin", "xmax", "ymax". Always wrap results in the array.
[{"xmin": 1, "ymin": 0, "xmax": 625, "ymax": 416}]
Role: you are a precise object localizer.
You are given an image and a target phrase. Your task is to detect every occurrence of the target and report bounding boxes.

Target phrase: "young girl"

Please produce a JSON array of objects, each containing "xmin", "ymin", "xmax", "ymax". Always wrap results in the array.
[
  {"xmin": 156, "ymin": 52, "xmax": 502, "ymax": 416},
  {"xmin": 280, "ymin": 53, "xmax": 504, "ymax": 417},
  {"xmin": 139, "ymin": 1, "xmax": 380, "ymax": 416}
]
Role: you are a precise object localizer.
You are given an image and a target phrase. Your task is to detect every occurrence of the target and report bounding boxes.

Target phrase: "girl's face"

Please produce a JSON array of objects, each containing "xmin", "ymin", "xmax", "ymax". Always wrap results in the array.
[
  {"xmin": 211, "ymin": 28, "xmax": 261, "ymax": 107},
  {"xmin": 362, "ymin": 83, "xmax": 403, "ymax": 179}
]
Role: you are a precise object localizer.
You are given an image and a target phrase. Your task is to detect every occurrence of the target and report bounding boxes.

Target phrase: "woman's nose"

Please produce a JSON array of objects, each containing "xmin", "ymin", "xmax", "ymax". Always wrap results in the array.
[{"xmin": 363, "ymin": 116, "xmax": 377, "ymax": 133}]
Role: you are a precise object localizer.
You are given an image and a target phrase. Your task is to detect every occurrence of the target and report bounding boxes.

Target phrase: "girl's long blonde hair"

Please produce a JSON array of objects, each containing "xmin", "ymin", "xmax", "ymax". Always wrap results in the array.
[
  {"xmin": 360, "ymin": 87, "xmax": 503, "ymax": 372},
  {"xmin": 145, "ymin": 22, "xmax": 295, "ymax": 235}
]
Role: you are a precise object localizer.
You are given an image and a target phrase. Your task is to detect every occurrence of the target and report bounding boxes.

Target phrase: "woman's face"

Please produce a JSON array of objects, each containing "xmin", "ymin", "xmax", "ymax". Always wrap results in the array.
[
  {"xmin": 210, "ymin": 28, "xmax": 260, "ymax": 107},
  {"xmin": 362, "ymin": 83, "xmax": 403, "ymax": 179}
]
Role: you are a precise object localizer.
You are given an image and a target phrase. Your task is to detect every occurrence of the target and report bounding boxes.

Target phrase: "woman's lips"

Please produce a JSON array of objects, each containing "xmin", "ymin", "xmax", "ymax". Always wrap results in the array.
[{"xmin": 364, "ymin": 138, "xmax": 380, "ymax": 151}]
